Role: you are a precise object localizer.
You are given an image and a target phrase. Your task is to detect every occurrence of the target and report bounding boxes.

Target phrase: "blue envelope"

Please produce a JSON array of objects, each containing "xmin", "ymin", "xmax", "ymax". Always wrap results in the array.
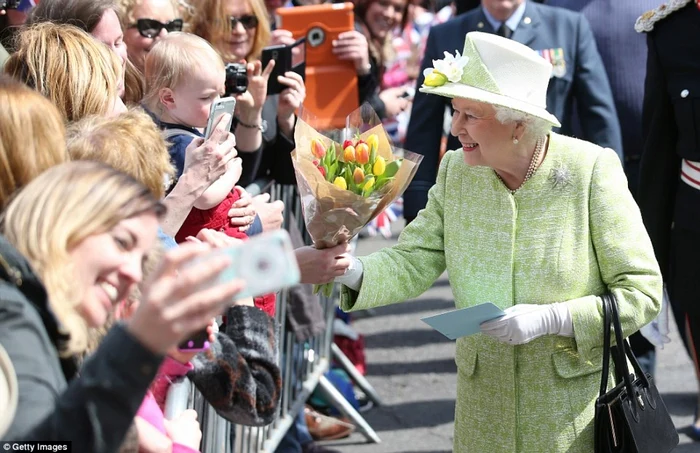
[{"xmin": 421, "ymin": 303, "xmax": 505, "ymax": 340}]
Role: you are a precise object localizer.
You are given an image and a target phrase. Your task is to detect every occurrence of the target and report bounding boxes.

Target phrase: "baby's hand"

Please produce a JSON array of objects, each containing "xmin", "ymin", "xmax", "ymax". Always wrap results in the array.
[{"xmin": 164, "ymin": 410, "xmax": 201, "ymax": 450}]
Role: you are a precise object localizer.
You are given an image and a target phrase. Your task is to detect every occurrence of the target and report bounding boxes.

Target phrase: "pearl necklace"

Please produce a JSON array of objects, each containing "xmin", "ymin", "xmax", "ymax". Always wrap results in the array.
[{"xmin": 496, "ymin": 136, "xmax": 546, "ymax": 194}]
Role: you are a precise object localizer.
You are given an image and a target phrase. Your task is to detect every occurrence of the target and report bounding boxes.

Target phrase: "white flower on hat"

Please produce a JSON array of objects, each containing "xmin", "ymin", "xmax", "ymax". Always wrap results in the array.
[{"xmin": 423, "ymin": 50, "xmax": 470, "ymax": 87}]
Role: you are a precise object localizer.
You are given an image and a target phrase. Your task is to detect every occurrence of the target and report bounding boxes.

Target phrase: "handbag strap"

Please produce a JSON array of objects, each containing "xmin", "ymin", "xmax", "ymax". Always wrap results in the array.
[
  {"xmin": 599, "ymin": 294, "xmax": 613, "ymax": 397},
  {"xmin": 607, "ymin": 293, "xmax": 651, "ymax": 409},
  {"xmin": 609, "ymin": 295, "xmax": 651, "ymax": 387}
]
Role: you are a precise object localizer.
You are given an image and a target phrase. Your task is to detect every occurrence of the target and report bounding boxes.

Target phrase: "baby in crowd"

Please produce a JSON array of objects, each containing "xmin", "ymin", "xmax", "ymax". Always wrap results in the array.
[{"xmin": 143, "ymin": 32, "xmax": 275, "ymax": 316}]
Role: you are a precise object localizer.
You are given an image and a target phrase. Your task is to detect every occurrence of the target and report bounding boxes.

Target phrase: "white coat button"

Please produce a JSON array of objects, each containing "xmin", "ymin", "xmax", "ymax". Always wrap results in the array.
[
  {"xmin": 523, "ymin": 16, "xmax": 532, "ymax": 25},
  {"xmin": 681, "ymin": 89, "xmax": 690, "ymax": 98},
  {"xmin": 477, "ymin": 21, "xmax": 484, "ymax": 29}
]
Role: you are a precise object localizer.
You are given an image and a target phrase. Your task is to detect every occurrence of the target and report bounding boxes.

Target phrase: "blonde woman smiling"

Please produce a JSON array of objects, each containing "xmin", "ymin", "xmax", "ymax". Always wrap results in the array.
[{"xmin": 0, "ymin": 161, "xmax": 245, "ymax": 450}]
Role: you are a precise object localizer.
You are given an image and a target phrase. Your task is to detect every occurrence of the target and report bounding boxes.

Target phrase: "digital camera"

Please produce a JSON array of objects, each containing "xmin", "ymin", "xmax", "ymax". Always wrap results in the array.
[
  {"xmin": 1, "ymin": 0, "xmax": 21, "ymax": 9},
  {"xmin": 225, "ymin": 62, "xmax": 248, "ymax": 96}
]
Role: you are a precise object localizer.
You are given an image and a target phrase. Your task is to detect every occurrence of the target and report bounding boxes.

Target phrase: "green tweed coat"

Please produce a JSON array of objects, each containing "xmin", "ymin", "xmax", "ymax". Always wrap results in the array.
[{"xmin": 340, "ymin": 133, "xmax": 662, "ymax": 453}]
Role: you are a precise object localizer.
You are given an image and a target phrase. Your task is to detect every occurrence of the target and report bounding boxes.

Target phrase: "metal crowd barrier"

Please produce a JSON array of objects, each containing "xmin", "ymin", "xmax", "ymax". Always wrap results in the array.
[{"xmin": 165, "ymin": 182, "xmax": 382, "ymax": 452}]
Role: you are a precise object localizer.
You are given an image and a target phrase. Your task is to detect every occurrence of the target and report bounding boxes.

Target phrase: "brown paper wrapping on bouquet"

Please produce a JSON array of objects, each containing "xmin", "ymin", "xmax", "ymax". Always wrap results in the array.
[{"xmin": 291, "ymin": 106, "xmax": 423, "ymax": 249}]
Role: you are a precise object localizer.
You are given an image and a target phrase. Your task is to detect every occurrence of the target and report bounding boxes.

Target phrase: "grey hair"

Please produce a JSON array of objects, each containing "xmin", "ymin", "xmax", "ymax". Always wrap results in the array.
[{"xmin": 493, "ymin": 106, "xmax": 552, "ymax": 142}]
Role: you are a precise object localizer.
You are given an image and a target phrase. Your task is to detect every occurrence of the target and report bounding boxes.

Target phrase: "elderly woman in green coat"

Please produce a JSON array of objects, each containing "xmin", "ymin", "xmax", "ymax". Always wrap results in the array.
[{"xmin": 333, "ymin": 32, "xmax": 663, "ymax": 452}]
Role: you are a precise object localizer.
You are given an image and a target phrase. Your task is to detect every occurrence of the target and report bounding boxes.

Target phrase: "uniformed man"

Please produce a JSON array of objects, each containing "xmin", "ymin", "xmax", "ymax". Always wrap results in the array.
[
  {"xmin": 402, "ymin": 0, "xmax": 623, "ymax": 222},
  {"xmin": 636, "ymin": 0, "xmax": 700, "ymax": 439}
]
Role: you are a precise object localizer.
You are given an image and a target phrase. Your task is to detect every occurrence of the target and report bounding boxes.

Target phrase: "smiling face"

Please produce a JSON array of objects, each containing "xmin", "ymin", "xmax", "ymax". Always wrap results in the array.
[
  {"xmin": 123, "ymin": 0, "xmax": 179, "ymax": 71},
  {"xmin": 219, "ymin": 0, "xmax": 256, "ymax": 61},
  {"xmin": 364, "ymin": 0, "xmax": 407, "ymax": 41},
  {"xmin": 450, "ymin": 97, "xmax": 516, "ymax": 169},
  {"xmin": 68, "ymin": 212, "xmax": 159, "ymax": 328}
]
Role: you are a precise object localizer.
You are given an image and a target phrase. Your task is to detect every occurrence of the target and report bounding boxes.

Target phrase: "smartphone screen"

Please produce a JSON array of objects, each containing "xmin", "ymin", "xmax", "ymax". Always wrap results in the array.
[{"xmin": 204, "ymin": 97, "xmax": 236, "ymax": 139}]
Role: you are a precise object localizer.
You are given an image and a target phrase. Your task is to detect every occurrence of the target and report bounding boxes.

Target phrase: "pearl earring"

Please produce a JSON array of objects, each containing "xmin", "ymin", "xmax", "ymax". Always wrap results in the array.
[{"xmin": 513, "ymin": 138, "xmax": 519, "ymax": 145}]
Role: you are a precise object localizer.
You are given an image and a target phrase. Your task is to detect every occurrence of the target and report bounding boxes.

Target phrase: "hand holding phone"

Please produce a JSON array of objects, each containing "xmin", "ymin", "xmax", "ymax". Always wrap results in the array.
[
  {"xmin": 261, "ymin": 38, "xmax": 306, "ymax": 96},
  {"xmin": 204, "ymin": 97, "xmax": 236, "ymax": 139}
]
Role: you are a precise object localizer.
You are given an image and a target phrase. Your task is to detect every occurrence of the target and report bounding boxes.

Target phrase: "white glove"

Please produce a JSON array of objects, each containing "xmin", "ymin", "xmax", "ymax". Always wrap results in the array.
[
  {"xmin": 480, "ymin": 303, "xmax": 574, "ymax": 345},
  {"xmin": 640, "ymin": 285, "xmax": 671, "ymax": 348},
  {"xmin": 334, "ymin": 254, "xmax": 363, "ymax": 291}
]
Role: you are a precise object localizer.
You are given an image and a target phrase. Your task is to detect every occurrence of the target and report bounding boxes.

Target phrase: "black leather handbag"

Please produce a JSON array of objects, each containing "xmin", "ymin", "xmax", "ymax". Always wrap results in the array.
[{"xmin": 594, "ymin": 293, "xmax": 679, "ymax": 452}]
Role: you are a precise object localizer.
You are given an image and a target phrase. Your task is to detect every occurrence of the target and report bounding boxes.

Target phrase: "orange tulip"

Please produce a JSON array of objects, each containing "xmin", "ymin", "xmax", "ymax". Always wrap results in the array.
[
  {"xmin": 343, "ymin": 145, "xmax": 356, "ymax": 162},
  {"xmin": 353, "ymin": 167, "xmax": 365, "ymax": 184},
  {"xmin": 311, "ymin": 138, "xmax": 326, "ymax": 159},
  {"xmin": 356, "ymin": 143, "xmax": 370, "ymax": 164}
]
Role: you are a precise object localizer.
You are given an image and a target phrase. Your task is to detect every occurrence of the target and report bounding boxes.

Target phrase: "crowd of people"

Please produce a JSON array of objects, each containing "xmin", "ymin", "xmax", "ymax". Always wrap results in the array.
[{"xmin": 0, "ymin": 0, "xmax": 696, "ymax": 452}]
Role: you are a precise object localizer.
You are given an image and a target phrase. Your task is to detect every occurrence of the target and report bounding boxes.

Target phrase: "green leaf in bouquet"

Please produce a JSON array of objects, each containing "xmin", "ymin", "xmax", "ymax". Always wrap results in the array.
[
  {"xmin": 328, "ymin": 161, "xmax": 339, "ymax": 182},
  {"xmin": 383, "ymin": 159, "xmax": 402, "ymax": 178},
  {"xmin": 374, "ymin": 176, "xmax": 395, "ymax": 192},
  {"xmin": 369, "ymin": 140, "xmax": 377, "ymax": 164},
  {"xmin": 329, "ymin": 142, "xmax": 338, "ymax": 162}
]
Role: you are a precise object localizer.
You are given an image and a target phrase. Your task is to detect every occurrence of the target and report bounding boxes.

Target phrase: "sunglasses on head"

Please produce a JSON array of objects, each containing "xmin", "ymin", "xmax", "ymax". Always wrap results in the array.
[
  {"xmin": 229, "ymin": 15, "xmax": 258, "ymax": 30},
  {"xmin": 129, "ymin": 18, "xmax": 183, "ymax": 39}
]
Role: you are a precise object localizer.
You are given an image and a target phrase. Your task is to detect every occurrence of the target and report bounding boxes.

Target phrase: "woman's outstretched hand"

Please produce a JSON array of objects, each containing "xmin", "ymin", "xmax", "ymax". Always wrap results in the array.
[{"xmin": 295, "ymin": 243, "xmax": 352, "ymax": 285}]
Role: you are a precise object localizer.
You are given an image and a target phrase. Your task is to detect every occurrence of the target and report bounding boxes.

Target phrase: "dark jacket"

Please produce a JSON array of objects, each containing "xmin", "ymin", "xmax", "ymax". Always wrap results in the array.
[
  {"xmin": 637, "ymin": 1, "xmax": 700, "ymax": 279},
  {"xmin": 189, "ymin": 306, "xmax": 281, "ymax": 426},
  {"xmin": 354, "ymin": 21, "xmax": 386, "ymax": 120},
  {"xmin": 546, "ymin": 0, "xmax": 660, "ymax": 193},
  {"xmin": 238, "ymin": 94, "xmax": 296, "ymax": 187},
  {"xmin": 0, "ymin": 235, "xmax": 162, "ymax": 451},
  {"xmin": 402, "ymin": 1, "xmax": 623, "ymax": 220}
]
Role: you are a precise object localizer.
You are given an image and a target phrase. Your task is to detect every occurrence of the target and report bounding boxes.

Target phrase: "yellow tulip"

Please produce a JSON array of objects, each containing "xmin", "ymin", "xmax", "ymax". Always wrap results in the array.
[
  {"xmin": 373, "ymin": 156, "xmax": 386, "ymax": 176},
  {"xmin": 363, "ymin": 177, "xmax": 375, "ymax": 191},
  {"xmin": 424, "ymin": 71, "xmax": 447, "ymax": 87},
  {"xmin": 366, "ymin": 134, "xmax": 379, "ymax": 151},
  {"xmin": 333, "ymin": 176, "xmax": 347, "ymax": 190}
]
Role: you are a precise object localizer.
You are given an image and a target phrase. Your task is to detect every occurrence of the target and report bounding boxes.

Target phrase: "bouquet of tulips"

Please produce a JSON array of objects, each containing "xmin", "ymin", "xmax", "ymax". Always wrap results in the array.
[
  {"xmin": 291, "ymin": 104, "xmax": 423, "ymax": 296},
  {"xmin": 310, "ymin": 132, "xmax": 402, "ymax": 198}
]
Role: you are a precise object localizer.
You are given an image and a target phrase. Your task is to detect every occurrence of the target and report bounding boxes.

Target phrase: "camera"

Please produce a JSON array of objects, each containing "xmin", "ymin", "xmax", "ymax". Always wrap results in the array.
[
  {"xmin": 225, "ymin": 62, "xmax": 248, "ymax": 96},
  {"xmin": 1, "ymin": 0, "xmax": 21, "ymax": 9}
]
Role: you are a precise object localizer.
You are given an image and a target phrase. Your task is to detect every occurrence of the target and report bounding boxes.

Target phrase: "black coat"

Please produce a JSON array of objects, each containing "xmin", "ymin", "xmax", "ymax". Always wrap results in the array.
[
  {"xmin": 637, "ymin": 1, "xmax": 700, "ymax": 278},
  {"xmin": 0, "ymin": 235, "xmax": 162, "ymax": 451}
]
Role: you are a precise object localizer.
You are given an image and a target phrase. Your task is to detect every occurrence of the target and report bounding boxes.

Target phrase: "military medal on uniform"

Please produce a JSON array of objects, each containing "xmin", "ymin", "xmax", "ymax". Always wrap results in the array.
[{"xmin": 537, "ymin": 48, "xmax": 566, "ymax": 78}]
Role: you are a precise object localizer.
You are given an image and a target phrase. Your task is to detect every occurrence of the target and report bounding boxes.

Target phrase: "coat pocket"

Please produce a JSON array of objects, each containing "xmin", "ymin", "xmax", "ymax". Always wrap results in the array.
[
  {"xmin": 668, "ymin": 74, "xmax": 700, "ymax": 153},
  {"xmin": 552, "ymin": 349, "xmax": 602, "ymax": 379},
  {"xmin": 455, "ymin": 345, "xmax": 478, "ymax": 377}
]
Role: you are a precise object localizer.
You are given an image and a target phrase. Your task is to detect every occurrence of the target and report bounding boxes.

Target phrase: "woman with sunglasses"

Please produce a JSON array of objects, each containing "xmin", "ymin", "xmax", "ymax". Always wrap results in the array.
[
  {"xmin": 187, "ymin": 0, "xmax": 307, "ymax": 189},
  {"xmin": 118, "ymin": 0, "xmax": 184, "ymax": 73}
]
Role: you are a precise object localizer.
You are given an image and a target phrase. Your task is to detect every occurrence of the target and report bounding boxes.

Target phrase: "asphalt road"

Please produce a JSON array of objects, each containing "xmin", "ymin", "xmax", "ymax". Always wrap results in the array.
[{"xmin": 320, "ymin": 224, "xmax": 700, "ymax": 453}]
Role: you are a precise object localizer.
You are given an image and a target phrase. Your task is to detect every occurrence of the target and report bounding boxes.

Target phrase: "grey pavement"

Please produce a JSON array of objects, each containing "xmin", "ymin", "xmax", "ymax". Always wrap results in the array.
[{"xmin": 319, "ymin": 222, "xmax": 700, "ymax": 453}]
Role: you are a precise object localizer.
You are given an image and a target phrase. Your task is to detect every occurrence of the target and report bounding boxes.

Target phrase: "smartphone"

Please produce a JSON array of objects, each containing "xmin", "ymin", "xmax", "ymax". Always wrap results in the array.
[
  {"xmin": 178, "ymin": 329, "xmax": 210, "ymax": 352},
  {"xmin": 190, "ymin": 229, "xmax": 301, "ymax": 299},
  {"xmin": 261, "ymin": 38, "xmax": 306, "ymax": 96},
  {"xmin": 204, "ymin": 97, "xmax": 236, "ymax": 139}
]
